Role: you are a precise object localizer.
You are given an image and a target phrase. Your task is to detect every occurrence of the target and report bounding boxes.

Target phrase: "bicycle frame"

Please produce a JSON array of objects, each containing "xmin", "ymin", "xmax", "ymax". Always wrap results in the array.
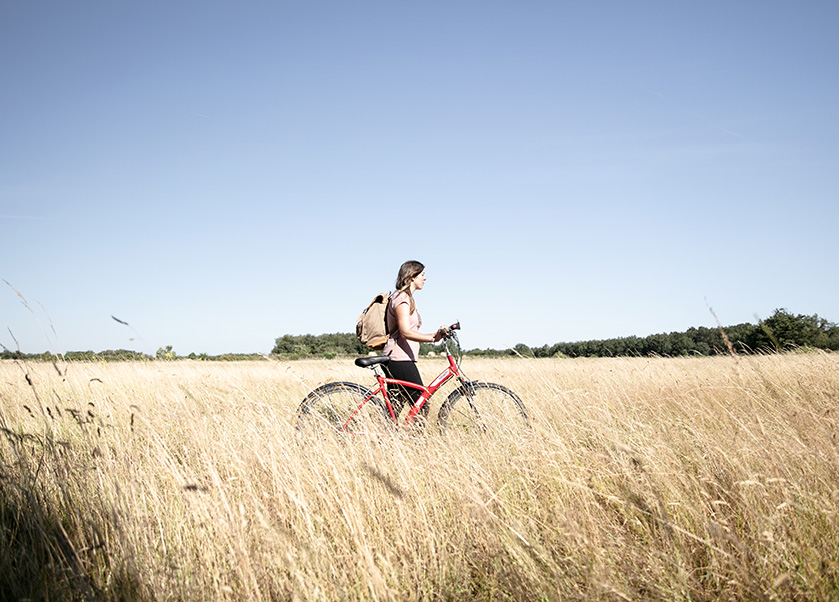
[
  {"xmin": 298, "ymin": 324, "xmax": 528, "ymax": 436},
  {"xmin": 343, "ymin": 339, "xmax": 466, "ymax": 429}
]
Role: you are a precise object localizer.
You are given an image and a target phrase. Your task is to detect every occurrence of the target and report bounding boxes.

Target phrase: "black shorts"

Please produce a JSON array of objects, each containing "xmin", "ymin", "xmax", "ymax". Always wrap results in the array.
[{"xmin": 384, "ymin": 360, "xmax": 427, "ymax": 418}]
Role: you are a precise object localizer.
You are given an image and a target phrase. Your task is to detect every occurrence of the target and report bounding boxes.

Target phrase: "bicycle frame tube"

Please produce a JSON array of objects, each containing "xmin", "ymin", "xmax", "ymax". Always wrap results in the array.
[
  {"xmin": 375, "ymin": 353, "xmax": 462, "ymax": 423},
  {"xmin": 340, "ymin": 386, "xmax": 387, "ymax": 431}
]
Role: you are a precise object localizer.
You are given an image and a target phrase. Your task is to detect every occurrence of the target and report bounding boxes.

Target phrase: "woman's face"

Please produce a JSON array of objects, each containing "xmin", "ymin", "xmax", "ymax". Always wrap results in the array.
[{"xmin": 411, "ymin": 270, "xmax": 427, "ymax": 291}]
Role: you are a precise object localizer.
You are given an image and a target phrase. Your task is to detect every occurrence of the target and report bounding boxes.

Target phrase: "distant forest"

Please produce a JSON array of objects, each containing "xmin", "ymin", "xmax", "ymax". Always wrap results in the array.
[
  {"xmin": 516, "ymin": 308, "xmax": 839, "ymax": 358},
  {"xmin": 2, "ymin": 309, "xmax": 836, "ymax": 362},
  {"xmin": 274, "ymin": 308, "xmax": 839, "ymax": 359}
]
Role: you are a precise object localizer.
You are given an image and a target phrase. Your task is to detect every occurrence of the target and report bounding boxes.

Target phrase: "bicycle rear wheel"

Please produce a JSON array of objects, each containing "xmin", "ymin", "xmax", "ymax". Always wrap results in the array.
[
  {"xmin": 296, "ymin": 381, "xmax": 391, "ymax": 436},
  {"xmin": 437, "ymin": 381, "xmax": 528, "ymax": 435}
]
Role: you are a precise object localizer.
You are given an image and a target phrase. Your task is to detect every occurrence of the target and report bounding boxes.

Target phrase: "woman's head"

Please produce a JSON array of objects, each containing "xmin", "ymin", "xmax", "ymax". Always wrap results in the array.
[{"xmin": 396, "ymin": 260, "xmax": 425, "ymax": 293}]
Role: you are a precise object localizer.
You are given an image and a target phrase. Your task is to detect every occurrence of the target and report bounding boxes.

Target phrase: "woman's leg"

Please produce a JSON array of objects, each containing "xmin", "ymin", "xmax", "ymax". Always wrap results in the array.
[{"xmin": 384, "ymin": 361, "xmax": 425, "ymax": 419}]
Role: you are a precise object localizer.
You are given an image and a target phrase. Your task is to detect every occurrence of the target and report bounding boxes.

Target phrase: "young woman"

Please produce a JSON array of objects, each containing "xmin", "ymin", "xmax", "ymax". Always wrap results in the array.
[{"xmin": 382, "ymin": 260, "xmax": 447, "ymax": 419}]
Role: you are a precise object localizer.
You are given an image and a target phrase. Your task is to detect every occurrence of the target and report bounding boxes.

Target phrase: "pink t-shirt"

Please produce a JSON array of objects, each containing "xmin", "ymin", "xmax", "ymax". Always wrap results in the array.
[{"xmin": 383, "ymin": 291, "xmax": 422, "ymax": 362}]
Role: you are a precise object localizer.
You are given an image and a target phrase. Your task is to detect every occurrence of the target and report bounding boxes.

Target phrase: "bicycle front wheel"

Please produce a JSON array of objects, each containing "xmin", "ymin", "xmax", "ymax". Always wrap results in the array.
[
  {"xmin": 437, "ymin": 381, "xmax": 528, "ymax": 435},
  {"xmin": 296, "ymin": 381, "xmax": 391, "ymax": 436}
]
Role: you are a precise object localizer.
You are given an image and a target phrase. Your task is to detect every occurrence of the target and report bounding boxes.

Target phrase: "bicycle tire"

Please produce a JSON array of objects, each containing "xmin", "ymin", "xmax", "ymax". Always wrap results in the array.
[
  {"xmin": 437, "ymin": 381, "xmax": 528, "ymax": 435},
  {"xmin": 296, "ymin": 381, "xmax": 391, "ymax": 436}
]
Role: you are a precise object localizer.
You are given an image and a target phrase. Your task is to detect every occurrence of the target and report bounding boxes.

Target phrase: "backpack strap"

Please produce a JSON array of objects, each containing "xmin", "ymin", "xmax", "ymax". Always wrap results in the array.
[
  {"xmin": 385, "ymin": 290, "xmax": 409, "ymax": 342},
  {"xmin": 385, "ymin": 292, "xmax": 395, "ymax": 337}
]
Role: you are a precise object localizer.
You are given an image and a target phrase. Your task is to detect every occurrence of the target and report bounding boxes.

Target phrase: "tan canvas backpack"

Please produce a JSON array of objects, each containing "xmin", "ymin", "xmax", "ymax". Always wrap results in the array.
[{"xmin": 356, "ymin": 292, "xmax": 391, "ymax": 350}]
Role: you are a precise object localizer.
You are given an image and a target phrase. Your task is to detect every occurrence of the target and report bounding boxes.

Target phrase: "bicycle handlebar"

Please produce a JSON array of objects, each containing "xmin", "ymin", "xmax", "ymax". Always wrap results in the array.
[{"xmin": 440, "ymin": 322, "xmax": 460, "ymax": 340}]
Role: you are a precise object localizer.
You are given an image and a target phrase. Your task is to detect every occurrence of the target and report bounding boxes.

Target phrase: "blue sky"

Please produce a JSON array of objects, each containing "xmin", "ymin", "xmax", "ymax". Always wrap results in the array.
[{"xmin": 2, "ymin": 1, "xmax": 838, "ymax": 355}]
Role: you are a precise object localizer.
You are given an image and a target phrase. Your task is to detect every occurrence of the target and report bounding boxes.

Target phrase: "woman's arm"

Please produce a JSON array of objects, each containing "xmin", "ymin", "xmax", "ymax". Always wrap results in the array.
[{"xmin": 394, "ymin": 302, "xmax": 446, "ymax": 343}]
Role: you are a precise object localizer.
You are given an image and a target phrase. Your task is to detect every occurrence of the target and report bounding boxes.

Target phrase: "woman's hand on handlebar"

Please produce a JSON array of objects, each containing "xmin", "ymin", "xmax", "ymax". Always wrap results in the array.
[{"xmin": 433, "ymin": 323, "xmax": 459, "ymax": 342}]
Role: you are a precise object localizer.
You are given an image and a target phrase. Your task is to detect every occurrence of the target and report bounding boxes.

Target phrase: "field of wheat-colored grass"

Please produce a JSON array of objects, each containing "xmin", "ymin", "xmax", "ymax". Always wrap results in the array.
[{"xmin": 1, "ymin": 352, "xmax": 838, "ymax": 601}]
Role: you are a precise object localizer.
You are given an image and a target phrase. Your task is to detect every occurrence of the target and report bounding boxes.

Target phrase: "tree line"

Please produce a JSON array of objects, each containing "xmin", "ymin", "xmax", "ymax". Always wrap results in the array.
[
  {"xmin": 2, "ymin": 309, "xmax": 835, "ymax": 362},
  {"xmin": 0, "ymin": 348, "xmax": 266, "ymax": 362},
  {"xmin": 514, "ymin": 308, "xmax": 839, "ymax": 358},
  {"xmin": 268, "ymin": 308, "xmax": 838, "ymax": 359}
]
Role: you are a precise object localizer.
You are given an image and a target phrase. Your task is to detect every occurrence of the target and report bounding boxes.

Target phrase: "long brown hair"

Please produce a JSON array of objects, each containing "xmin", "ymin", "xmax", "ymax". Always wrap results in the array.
[{"xmin": 395, "ymin": 260, "xmax": 424, "ymax": 314}]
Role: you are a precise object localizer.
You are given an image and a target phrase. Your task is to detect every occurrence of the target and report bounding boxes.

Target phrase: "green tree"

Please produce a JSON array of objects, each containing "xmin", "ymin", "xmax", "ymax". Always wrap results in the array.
[
  {"xmin": 156, "ymin": 345, "xmax": 176, "ymax": 360},
  {"xmin": 754, "ymin": 309, "xmax": 839, "ymax": 351},
  {"xmin": 513, "ymin": 343, "xmax": 534, "ymax": 358}
]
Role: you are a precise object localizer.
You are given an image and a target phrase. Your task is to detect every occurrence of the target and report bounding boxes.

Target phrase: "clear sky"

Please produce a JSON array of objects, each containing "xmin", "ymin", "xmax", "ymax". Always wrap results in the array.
[{"xmin": 2, "ymin": 1, "xmax": 838, "ymax": 356}]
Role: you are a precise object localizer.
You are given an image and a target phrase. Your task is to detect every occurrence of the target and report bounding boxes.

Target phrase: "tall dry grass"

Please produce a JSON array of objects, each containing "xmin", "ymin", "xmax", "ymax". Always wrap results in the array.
[{"xmin": 1, "ymin": 352, "xmax": 838, "ymax": 600}]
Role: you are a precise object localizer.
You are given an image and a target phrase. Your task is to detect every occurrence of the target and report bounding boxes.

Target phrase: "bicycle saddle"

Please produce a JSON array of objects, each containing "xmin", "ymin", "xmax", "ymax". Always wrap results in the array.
[{"xmin": 354, "ymin": 356, "xmax": 391, "ymax": 368}]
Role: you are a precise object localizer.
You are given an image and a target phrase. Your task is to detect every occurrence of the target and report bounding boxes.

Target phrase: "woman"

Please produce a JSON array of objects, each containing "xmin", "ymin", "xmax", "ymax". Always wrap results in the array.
[{"xmin": 382, "ymin": 260, "xmax": 447, "ymax": 420}]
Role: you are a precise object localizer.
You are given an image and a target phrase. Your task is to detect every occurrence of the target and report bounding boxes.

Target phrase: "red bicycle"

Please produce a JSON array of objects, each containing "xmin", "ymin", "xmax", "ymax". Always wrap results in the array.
[{"xmin": 295, "ymin": 323, "xmax": 528, "ymax": 435}]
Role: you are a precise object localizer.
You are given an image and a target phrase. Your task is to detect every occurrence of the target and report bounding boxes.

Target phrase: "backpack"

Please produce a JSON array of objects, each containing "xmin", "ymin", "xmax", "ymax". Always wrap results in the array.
[{"xmin": 356, "ymin": 292, "xmax": 391, "ymax": 350}]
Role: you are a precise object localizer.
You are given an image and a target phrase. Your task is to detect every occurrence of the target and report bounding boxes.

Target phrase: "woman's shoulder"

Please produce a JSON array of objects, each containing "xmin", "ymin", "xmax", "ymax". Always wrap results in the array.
[{"xmin": 390, "ymin": 290, "xmax": 410, "ymax": 305}]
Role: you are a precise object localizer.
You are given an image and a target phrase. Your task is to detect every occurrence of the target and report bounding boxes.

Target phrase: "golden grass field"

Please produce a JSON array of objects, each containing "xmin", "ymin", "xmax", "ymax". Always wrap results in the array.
[{"xmin": 1, "ymin": 352, "xmax": 838, "ymax": 601}]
